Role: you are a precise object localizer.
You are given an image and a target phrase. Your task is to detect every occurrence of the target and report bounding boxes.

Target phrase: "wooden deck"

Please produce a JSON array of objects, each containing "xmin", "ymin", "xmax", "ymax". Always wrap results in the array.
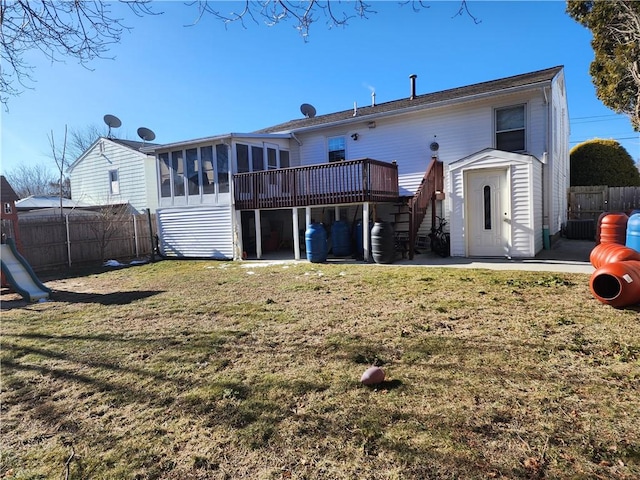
[{"xmin": 233, "ymin": 158, "xmax": 399, "ymax": 210}]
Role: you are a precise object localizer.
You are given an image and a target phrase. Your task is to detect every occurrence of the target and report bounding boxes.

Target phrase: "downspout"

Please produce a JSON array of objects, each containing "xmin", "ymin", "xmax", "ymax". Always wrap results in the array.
[
  {"xmin": 290, "ymin": 133, "xmax": 302, "ymax": 146},
  {"xmin": 542, "ymin": 85, "xmax": 551, "ymax": 248}
]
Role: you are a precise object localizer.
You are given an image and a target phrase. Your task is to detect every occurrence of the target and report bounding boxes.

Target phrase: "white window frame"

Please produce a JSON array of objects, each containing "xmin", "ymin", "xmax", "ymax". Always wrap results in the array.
[
  {"xmin": 328, "ymin": 136, "xmax": 346, "ymax": 162},
  {"xmin": 108, "ymin": 169, "xmax": 120, "ymax": 195},
  {"xmin": 495, "ymin": 104, "xmax": 526, "ymax": 153}
]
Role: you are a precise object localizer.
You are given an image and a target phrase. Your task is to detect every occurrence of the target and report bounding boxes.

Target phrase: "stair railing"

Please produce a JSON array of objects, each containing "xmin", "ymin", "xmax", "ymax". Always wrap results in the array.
[{"xmin": 407, "ymin": 157, "xmax": 444, "ymax": 259}]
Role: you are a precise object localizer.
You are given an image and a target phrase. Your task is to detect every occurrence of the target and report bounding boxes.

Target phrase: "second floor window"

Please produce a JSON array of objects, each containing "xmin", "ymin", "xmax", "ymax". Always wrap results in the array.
[
  {"xmin": 496, "ymin": 105, "xmax": 525, "ymax": 152},
  {"xmin": 328, "ymin": 136, "xmax": 346, "ymax": 162}
]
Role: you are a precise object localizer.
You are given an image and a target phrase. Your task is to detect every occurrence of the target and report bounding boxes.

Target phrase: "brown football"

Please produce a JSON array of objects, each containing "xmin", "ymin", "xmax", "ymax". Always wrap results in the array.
[{"xmin": 360, "ymin": 366, "xmax": 385, "ymax": 385}]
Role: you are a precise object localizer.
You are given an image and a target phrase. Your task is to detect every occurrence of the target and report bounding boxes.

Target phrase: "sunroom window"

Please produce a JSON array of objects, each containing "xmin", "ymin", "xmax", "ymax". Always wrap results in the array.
[
  {"xmin": 159, "ymin": 144, "xmax": 231, "ymax": 199},
  {"xmin": 216, "ymin": 144, "xmax": 229, "ymax": 193},
  {"xmin": 496, "ymin": 105, "xmax": 525, "ymax": 152}
]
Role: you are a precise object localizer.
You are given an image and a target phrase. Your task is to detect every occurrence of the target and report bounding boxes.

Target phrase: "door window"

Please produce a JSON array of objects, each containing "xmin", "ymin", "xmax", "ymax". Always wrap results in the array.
[{"xmin": 483, "ymin": 185, "xmax": 492, "ymax": 230}]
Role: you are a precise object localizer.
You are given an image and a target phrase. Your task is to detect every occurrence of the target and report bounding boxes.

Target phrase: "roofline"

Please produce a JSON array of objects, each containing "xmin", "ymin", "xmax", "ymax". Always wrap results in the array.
[
  {"xmin": 277, "ymin": 79, "xmax": 557, "ymax": 135},
  {"xmin": 141, "ymin": 132, "xmax": 294, "ymax": 153},
  {"xmin": 67, "ymin": 136, "xmax": 151, "ymax": 172}
]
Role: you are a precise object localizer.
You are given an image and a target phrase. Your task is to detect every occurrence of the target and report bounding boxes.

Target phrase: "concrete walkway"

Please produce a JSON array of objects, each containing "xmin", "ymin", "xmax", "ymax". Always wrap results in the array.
[
  {"xmin": 248, "ymin": 238, "xmax": 597, "ymax": 275},
  {"xmin": 393, "ymin": 238, "xmax": 595, "ymax": 274}
]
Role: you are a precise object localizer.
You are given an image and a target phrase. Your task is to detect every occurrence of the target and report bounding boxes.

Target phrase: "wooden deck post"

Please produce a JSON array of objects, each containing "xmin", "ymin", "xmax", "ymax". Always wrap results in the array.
[
  {"xmin": 363, "ymin": 202, "xmax": 370, "ymax": 262},
  {"xmin": 292, "ymin": 208, "xmax": 300, "ymax": 260}
]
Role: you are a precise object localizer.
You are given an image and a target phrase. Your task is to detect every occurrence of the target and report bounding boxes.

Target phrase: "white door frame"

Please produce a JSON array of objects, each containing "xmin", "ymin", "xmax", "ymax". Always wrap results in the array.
[{"xmin": 464, "ymin": 167, "xmax": 511, "ymax": 257}]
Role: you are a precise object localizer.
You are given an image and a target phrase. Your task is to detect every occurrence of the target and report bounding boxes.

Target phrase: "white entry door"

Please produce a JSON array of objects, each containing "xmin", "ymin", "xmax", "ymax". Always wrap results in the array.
[{"xmin": 466, "ymin": 168, "xmax": 509, "ymax": 257}]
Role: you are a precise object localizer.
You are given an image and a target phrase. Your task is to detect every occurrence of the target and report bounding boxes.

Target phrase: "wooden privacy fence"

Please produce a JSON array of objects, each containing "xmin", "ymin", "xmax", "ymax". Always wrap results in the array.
[
  {"xmin": 568, "ymin": 186, "xmax": 640, "ymax": 221},
  {"xmin": 12, "ymin": 213, "xmax": 156, "ymax": 273},
  {"xmin": 566, "ymin": 186, "xmax": 640, "ymax": 240}
]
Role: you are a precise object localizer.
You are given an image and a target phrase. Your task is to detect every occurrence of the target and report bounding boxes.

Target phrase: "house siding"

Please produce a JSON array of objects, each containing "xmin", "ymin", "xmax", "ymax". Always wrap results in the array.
[
  {"xmin": 145, "ymin": 67, "xmax": 568, "ymax": 261},
  {"xmin": 532, "ymin": 160, "xmax": 544, "ymax": 253},
  {"xmin": 448, "ymin": 151, "xmax": 543, "ymax": 258},
  {"xmin": 294, "ymin": 89, "xmax": 551, "ymax": 200},
  {"xmin": 69, "ymin": 138, "xmax": 156, "ymax": 213},
  {"xmin": 156, "ymin": 206, "xmax": 234, "ymax": 259}
]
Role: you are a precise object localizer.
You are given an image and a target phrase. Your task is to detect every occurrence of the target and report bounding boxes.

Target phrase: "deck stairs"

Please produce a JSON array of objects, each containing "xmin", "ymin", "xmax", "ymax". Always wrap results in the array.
[{"xmin": 395, "ymin": 157, "xmax": 444, "ymax": 259}]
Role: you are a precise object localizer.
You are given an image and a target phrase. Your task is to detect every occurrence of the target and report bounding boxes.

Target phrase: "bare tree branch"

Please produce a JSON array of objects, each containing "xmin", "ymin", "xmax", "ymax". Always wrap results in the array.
[
  {"xmin": 4, "ymin": 163, "xmax": 58, "ymax": 198},
  {"xmin": 0, "ymin": 0, "xmax": 160, "ymax": 107},
  {"xmin": 1, "ymin": 1, "xmax": 477, "ymax": 105},
  {"xmin": 187, "ymin": 1, "xmax": 477, "ymax": 40}
]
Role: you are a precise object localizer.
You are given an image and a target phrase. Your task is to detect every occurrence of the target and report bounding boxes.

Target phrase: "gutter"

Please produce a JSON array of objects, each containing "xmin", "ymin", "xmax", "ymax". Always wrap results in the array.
[{"xmin": 141, "ymin": 132, "xmax": 294, "ymax": 154}]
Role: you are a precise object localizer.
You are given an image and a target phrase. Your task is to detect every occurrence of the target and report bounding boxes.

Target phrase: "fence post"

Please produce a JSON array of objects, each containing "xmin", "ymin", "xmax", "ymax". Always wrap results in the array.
[
  {"xmin": 133, "ymin": 214, "xmax": 139, "ymax": 258},
  {"xmin": 65, "ymin": 214, "xmax": 71, "ymax": 267}
]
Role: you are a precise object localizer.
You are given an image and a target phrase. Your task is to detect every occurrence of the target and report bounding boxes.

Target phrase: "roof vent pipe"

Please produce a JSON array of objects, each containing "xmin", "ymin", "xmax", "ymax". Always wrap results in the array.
[
  {"xmin": 371, "ymin": 91, "xmax": 376, "ymax": 107},
  {"xmin": 409, "ymin": 74, "xmax": 417, "ymax": 100}
]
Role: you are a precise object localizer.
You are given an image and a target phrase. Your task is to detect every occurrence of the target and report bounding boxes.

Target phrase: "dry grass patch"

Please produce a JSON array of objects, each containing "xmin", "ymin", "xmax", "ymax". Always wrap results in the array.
[{"xmin": 1, "ymin": 260, "xmax": 639, "ymax": 479}]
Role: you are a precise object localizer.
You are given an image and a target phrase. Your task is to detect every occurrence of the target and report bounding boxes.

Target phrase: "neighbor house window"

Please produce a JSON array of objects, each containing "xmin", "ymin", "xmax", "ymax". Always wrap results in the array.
[
  {"xmin": 109, "ymin": 170, "xmax": 120, "ymax": 195},
  {"xmin": 4, "ymin": 203, "xmax": 12, "ymax": 214},
  {"xmin": 328, "ymin": 136, "xmax": 346, "ymax": 162},
  {"xmin": 496, "ymin": 105, "xmax": 525, "ymax": 152}
]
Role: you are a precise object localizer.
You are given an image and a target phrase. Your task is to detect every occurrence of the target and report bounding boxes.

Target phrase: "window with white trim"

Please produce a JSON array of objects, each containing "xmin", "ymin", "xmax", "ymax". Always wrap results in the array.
[
  {"xmin": 216, "ymin": 144, "xmax": 229, "ymax": 193},
  {"xmin": 4, "ymin": 203, "xmax": 12, "ymax": 214},
  {"xmin": 158, "ymin": 143, "xmax": 233, "ymax": 199},
  {"xmin": 109, "ymin": 170, "xmax": 120, "ymax": 195},
  {"xmin": 496, "ymin": 105, "xmax": 525, "ymax": 152},
  {"xmin": 328, "ymin": 136, "xmax": 346, "ymax": 162}
]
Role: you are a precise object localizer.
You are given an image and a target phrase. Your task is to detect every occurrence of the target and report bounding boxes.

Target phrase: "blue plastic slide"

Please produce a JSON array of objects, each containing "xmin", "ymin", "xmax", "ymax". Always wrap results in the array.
[{"xmin": 1, "ymin": 238, "xmax": 51, "ymax": 302}]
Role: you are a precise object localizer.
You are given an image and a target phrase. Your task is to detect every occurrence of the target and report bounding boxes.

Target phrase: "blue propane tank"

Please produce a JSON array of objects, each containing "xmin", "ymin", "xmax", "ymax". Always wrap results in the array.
[
  {"xmin": 305, "ymin": 223, "xmax": 328, "ymax": 263},
  {"xmin": 626, "ymin": 213, "xmax": 640, "ymax": 253},
  {"xmin": 331, "ymin": 220, "xmax": 351, "ymax": 257}
]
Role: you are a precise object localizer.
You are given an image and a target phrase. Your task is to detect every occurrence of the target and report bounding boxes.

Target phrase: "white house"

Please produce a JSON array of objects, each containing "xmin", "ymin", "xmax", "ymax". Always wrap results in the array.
[
  {"xmin": 68, "ymin": 137, "xmax": 159, "ymax": 214},
  {"xmin": 146, "ymin": 65, "xmax": 569, "ymax": 261}
]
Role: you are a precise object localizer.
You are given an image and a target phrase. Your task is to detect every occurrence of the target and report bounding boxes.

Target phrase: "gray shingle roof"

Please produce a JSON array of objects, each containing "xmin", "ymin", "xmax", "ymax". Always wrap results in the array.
[
  {"xmin": 255, "ymin": 66, "xmax": 563, "ymax": 134},
  {"xmin": 109, "ymin": 138, "xmax": 158, "ymax": 151}
]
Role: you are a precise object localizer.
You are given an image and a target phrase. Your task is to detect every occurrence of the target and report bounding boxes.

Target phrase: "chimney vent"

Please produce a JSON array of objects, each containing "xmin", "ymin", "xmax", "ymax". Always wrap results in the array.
[{"xmin": 409, "ymin": 74, "xmax": 417, "ymax": 100}]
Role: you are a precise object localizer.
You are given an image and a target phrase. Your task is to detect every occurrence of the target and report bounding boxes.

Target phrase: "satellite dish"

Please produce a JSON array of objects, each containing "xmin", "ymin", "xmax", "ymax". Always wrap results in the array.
[
  {"xmin": 137, "ymin": 127, "xmax": 156, "ymax": 143},
  {"xmin": 300, "ymin": 103, "xmax": 316, "ymax": 118},
  {"xmin": 103, "ymin": 114, "xmax": 122, "ymax": 138}
]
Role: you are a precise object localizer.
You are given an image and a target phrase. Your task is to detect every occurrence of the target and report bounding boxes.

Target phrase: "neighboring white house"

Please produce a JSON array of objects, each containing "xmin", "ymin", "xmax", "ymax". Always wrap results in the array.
[
  {"xmin": 145, "ymin": 65, "xmax": 569, "ymax": 261},
  {"xmin": 68, "ymin": 138, "xmax": 159, "ymax": 214}
]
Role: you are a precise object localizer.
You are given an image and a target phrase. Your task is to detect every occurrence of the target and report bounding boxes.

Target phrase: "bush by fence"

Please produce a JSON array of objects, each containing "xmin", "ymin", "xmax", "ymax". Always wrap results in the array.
[{"xmin": 5, "ymin": 212, "xmax": 156, "ymax": 273}]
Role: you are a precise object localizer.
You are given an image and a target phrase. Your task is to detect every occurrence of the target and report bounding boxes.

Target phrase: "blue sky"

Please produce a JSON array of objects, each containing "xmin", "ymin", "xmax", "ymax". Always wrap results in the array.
[{"xmin": 1, "ymin": 0, "xmax": 639, "ymax": 176}]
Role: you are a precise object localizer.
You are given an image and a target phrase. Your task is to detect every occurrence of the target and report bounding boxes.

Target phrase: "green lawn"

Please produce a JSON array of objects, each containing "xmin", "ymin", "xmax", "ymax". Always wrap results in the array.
[{"xmin": 1, "ymin": 260, "xmax": 639, "ymax": 479}]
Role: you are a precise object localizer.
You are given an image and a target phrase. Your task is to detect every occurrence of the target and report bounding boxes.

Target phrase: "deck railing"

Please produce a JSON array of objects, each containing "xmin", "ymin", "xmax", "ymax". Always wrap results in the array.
[
  {"xmin": 233, "ymin": 158, "xmax": 399, "ymax": 210},
  {"xmin": 408, "ymin": 157, "xmax": 444, "ymax": 259}
]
